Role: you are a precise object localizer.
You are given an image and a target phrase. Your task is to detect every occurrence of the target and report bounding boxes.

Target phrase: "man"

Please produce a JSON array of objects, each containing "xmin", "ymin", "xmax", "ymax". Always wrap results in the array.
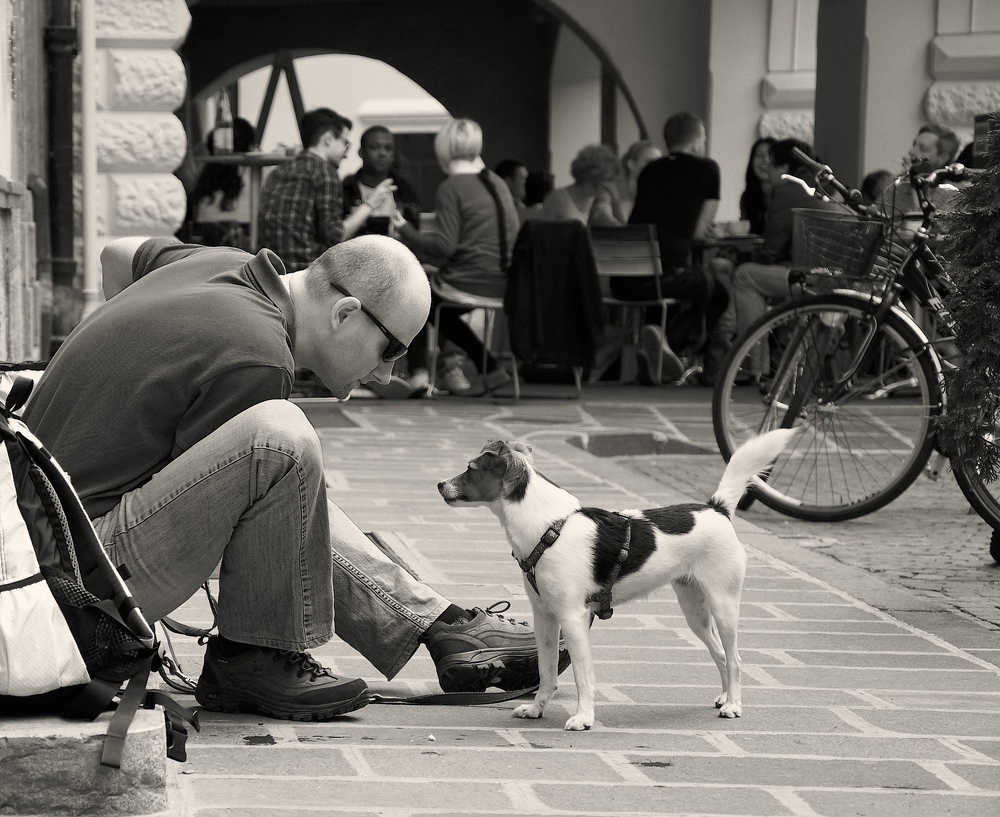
[
  {"xmin": 880, "ymin": 123, "xmax": 960, "ymax": 231},
  {"xmin": 24, "ymin": 235, "xmax": 563, "ymax": 721},
  {"xmin": 494, "ymin": 159, "xmax": 529, "ymax": 214},
  {"xmin": 257, "ymin": 108, "xmax": 396, "ymax": 271},
  {"xmin": 341, "ymin": 126, "xmax": 422, "ymax": 237},
  {"xmin": 624, "ymin": 112, "xmax": 730, "ymax": 384}
]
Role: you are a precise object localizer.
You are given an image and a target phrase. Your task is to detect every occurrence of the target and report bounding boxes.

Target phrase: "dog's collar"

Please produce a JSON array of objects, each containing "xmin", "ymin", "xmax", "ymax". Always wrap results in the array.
[{"xmin": 514, "ymin": 512, "xmax": 631, "ymax": 620}]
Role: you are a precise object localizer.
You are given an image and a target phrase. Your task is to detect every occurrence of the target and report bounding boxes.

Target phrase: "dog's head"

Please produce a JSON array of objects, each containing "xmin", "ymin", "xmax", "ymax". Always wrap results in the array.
[{"xmin": 438, "ymin": 440, "xmax": 534, "ymax": 506}]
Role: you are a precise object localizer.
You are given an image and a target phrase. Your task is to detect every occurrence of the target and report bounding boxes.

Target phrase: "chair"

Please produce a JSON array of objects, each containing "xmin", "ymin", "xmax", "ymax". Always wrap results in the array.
[
  {"xmin": 588, "ymin": 224, "xmax": 679, "ymax": 383},
  {"xmin": 424, "ymin": 272, "xmax": 520, "ymax": 401}
]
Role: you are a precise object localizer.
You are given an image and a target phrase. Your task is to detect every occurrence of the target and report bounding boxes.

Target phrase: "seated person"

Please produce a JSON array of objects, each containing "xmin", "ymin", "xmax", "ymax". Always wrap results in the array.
[
  {"xmin": 494, "ymin": 158, "xmax": 529, "ymax": 217},
  {"xmin": 184, "ymin": 117, "xmax": 256, "ymax": 249},
  {"xmin": 624, "ymin": 112, "xmax": 731, "ymax": 385},
  {"xmin": 536, "ymin": 145, "xmax": 620, "ymax": 225},
  {"xmin": 739, "ymin": 137, "xmax": 776, "ymax": 236},
  {"xmin": 393, "ymin": 118, "xmax": 521, "ymax": 396},
  {"xmin": 590, "ymin": 140, "xmax": 662, "ymax": 227},
  {"xmin": 341, "ymin": 126, "xmax": 421, "ymax": 237},
  {"xmin": 730, "ymin": 138, "xmax": 845, "ymax": 365}
]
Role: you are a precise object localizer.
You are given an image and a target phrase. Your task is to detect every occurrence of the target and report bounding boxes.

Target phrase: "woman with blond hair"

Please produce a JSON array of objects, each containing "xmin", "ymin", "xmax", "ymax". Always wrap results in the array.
[
  {"xmin": 394, "ymin": 118, "xmax": 520, "ymax": 395},
  {"xmin": 536, "ymin": 144, "xmax": 620, "ymax": 224}
]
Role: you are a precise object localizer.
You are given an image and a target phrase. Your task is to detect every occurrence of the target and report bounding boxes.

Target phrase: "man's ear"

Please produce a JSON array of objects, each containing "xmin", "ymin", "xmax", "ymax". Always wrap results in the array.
[{"xmin": 330, "ymin": 296, "xmax": 360, "ymax": 334}]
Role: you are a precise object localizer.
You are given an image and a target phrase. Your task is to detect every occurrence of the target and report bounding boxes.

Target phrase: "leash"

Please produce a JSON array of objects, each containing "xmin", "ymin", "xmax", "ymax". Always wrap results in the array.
[
  {"xmin": 515, "ymin": 512, "xmax": 632, "ymax": 620},
  {"xmin": 369, "ymin": 687, "xmax": 538, "ymax": 706}
]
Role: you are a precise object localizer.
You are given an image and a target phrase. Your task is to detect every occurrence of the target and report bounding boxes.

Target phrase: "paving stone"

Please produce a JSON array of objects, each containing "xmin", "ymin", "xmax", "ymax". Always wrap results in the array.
[
  {"xmin": 359, "ymin": 746, "xmax": 621, "ymax": 781},
  {"xmin": 531, "ymin": 782, "xmax": 789, "ymax": 815},
  {"xmin": 781, "ymin": 650, "xmax": 986, "ymax": 669},
  {"xmin": 181, "ymin": 745, "xmax": 359, "ymax": 776},
  {"xmin": 761, "ymin": 665, "xmax": 999, "ymax": 692},
  {"xmin": 726, "ymin": 732, "xmax": 971, "ymax": 761},
  {"xmin": 800, "ymin": 789, "xmax": 1000, "ymax": 817},
  {"xmin": 859, "ymin": 709, "xmax": 1000, "ymax": 738},
  {"xmin": 588, "ymin": 704, "xmax": 856, "ymax": 733}
]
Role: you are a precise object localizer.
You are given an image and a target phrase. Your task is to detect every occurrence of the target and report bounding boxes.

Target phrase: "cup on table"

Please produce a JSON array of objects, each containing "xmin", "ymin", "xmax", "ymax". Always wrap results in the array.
[{"xmin": 726, "ymin": 219, "xmax": 751, "ymax": 236}]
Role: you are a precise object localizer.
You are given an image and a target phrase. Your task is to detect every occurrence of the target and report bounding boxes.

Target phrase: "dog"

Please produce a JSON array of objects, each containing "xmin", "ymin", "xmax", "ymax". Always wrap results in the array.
[{"xmin": 437, "ymin": 428, "xmax": 797, "ymax": 731}]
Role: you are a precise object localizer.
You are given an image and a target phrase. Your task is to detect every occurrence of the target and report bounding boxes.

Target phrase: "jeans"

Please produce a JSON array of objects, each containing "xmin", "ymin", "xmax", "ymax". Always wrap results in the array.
[
  {"xmin": 92, "ymin": 400, "xmax": 448, "ymax": 680},
  {"xmin": 733, "ymin": 262, "xmax": 792, "ymax": 337}
]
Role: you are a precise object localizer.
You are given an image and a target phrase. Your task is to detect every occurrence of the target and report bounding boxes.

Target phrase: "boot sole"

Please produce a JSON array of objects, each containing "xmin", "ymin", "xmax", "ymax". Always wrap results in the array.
[{"xmin": 196, "ymin": 687, "xmax": 371, "ymax": 721}]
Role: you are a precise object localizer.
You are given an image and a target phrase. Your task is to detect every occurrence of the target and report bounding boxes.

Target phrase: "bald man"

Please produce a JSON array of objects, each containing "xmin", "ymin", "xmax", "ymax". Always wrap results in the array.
[{"xmin": 25, "ymin": 235, "xmax": 564, "ymax": 721}]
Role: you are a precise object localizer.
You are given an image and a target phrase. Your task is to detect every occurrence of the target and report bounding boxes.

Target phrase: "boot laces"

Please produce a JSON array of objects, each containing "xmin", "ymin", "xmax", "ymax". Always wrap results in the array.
[
  {"xmin": 275, "ymin": 649, "xmax": 336, "ymax": 680},
  {"xmin": 483, "ymin": 600, "xmax": 530, "ymax": 628}
]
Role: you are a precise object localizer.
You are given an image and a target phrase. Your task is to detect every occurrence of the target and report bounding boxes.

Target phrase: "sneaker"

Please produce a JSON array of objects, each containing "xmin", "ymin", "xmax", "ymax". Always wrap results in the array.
[
  {"xmin": 423, "ymin": 601, "xmax": 571, "ymax": 692},
  {"xmin": 194, "ymin": 636, "xmax": 370, "ymax": 721},
  {"xmin": 637, "ymin": 325, "xmax": 684, "ymax": 385},
  {"xmin": 439, "ymin": 364, "xmax": 474, "ymax": 395}
]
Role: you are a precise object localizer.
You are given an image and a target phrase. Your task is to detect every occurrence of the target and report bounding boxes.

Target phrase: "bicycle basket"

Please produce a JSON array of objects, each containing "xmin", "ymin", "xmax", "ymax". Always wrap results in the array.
[{"xmin": 792, "ymin": 208, "xmax": 886, "ymax": 292}]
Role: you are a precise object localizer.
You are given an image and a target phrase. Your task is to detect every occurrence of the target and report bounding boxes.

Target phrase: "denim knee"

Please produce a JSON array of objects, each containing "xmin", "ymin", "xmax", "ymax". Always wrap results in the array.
[{"xmin": 245, "ymin": 400, "xmax": 323, "ymax": 466}]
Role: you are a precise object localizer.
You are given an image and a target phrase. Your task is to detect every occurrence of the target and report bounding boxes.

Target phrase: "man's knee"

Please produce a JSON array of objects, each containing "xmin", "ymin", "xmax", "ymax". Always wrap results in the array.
[{"xmin": 240, "ymin": 400, "xmax": 322, "ymax": 462}]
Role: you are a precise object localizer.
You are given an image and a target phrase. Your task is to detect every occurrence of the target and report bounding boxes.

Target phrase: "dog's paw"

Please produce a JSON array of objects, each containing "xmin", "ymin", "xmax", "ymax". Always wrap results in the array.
[
  {"xmin": 512, "ymin": 703, "xmax": 544, "ymax": 720},
  {"xmin": 714, "ymin": 693, "xmax": 726, "ymax": 709},
  {"xmin": 564, "ymin": 713, "xmax": 593, "ymax": 731},
  {"xmin": 718, "ymin": 702, "xmax": 742, "ymax": 719}
]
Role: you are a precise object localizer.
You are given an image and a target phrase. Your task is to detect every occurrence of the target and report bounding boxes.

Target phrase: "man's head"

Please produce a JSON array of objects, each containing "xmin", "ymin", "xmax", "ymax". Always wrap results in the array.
[
  {"xmin": 908, "ymin": 124, "xmax": 959, "ymax": 170},
  {"xmin": 290, "ymin": 236, "xmax": 430, "ymax": 399},
  {"xmin": 300, "ymin": 107, "xmax": 353, "ymax": 167},
  {"xmin": 495, "ymin": 159, "xmax": 528, "ymax": 204},
  {"xmin": 663, "ymin": 112, "xmax": 706, "ymax": 155},
  {"xmin": 358, "ymin": 126, "xmax": 396, "ymax": 177}
]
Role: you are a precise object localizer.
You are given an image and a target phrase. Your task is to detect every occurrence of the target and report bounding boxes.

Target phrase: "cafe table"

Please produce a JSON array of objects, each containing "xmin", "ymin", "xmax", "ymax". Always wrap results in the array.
[
  {"xmin": 192, "ymin": 151, "xmax": 291, "ymax": 250},
  {"xmin": 690, "ymin": 233, "xmax": 764, "ymax": 267}
]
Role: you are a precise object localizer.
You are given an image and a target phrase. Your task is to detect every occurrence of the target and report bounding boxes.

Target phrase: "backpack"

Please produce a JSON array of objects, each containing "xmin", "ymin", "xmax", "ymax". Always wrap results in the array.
[{"xmin": 0, "ymin": 371, "xmax": 198, "ymax": 767}]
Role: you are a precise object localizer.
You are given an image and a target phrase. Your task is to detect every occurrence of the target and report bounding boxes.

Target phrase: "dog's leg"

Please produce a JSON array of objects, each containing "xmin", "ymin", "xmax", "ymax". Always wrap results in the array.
[
  {"xmin": 673, "ymin": 578, "xmax": 735, "ymax": 714},
  {"xmin": 707, "ymin": 592, "xmax": 743, "ymax": 719},
  {"xmin": 512, "ymin": 602, "xmax": 560, "ymax": 721},
  {"xmin": 561, "ymin": 607, "xmax": 597, "ymax": 731}
]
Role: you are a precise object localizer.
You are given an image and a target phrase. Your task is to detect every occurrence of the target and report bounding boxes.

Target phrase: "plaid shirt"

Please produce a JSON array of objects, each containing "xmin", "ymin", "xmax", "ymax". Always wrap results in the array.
[{"xmin": 257, "ymin": 153, "xmax": 344, "ymax": 271}]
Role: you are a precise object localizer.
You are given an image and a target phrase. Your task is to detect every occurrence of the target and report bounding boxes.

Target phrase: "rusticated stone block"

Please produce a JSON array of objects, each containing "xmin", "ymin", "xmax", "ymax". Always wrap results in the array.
[
  {"xmin": 0, "ymin": 709, "xmax": 167, "ymax": 815},
  {"xmin": 925, "ymin": 80, "xmax": 1000, "ymax": 129},
  {"xmin": 96, "ymin": 0, "xmax": 191, "ymax": 49},
  {"xmin": 759, "ymin": 110, "xmax": 814, "ymax": 143},
  {"xmin": 96, "ymin": 112, "xmax": 187, "ymax": 172},
  {"xmin": 109, "ymin": 173, "xmax": 187, "ymax": 234},
  {"xmin": 103, "ymin": 49, "xmax": 187, "ymax": 112}
]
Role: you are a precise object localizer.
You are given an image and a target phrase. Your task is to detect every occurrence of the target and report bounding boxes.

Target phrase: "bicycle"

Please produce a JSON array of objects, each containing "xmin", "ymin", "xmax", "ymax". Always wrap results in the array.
[{"xmin": 711, "ymin": 151, "xmax": 1000, "ymax": 561}]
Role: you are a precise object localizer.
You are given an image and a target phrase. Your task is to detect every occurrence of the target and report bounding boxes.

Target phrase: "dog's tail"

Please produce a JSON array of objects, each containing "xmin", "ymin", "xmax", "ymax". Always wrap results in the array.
[{"xmin": 709, "ymin": 428, "xmax": 799, "ymax": 517}]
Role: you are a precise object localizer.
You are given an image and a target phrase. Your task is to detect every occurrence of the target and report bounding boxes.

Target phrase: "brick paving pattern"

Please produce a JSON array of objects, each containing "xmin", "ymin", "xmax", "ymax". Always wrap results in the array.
[{"xmin": 162, "ymin": 389, "xmax": 999, "ymax": 817}]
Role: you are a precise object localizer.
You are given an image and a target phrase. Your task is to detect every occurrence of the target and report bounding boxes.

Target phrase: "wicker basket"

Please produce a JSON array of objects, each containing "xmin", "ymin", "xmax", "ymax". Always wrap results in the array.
[{"xmin": 792, "ymin": 208, "xmax": 886, "ymax": 291}]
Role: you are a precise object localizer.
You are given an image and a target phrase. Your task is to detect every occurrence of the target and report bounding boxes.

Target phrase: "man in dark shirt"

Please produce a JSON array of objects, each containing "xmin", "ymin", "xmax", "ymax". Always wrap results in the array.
[
  {"xmin": 621, "ymin": 112, "xmax": 730, "ymax": 384},
  {"xmin": 257, "ymin": 108, "xmax": 397, "ymax": 271},
  {"xmin": 341, "ymin": 125, "xmax": 421, "ymax": 237}
]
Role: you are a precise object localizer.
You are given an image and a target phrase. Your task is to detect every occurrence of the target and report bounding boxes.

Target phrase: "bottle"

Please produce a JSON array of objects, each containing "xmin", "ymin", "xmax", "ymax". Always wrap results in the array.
[{"xmin": 212, "ymin": 88, "xmax": 234, "ymax": 155}]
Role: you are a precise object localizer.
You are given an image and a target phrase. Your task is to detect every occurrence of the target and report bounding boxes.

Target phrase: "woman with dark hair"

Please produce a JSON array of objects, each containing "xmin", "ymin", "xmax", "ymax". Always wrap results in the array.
[
  {"xmin": 536, "ymin": 145, "xmax": 621, "ymax": 224},
  {"xmin": 187, "ymin": 117, "xmax": 257, "ymax": 248},
  {"xmin": 739, "ymin": 137, "xmax": 775, "ymax": 235}
]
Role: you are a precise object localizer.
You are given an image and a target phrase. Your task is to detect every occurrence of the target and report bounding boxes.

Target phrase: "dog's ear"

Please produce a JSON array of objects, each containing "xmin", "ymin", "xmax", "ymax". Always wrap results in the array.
[
  {"xmin": 509, "ymin": 440, "xmax": 533, "ymax": 458},
  {"xmin": 499, "ymin": 443, "xmax": 532, "ymax": 500}
]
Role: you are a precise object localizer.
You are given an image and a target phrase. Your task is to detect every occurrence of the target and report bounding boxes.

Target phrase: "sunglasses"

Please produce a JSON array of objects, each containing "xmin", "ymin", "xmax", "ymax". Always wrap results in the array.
[{"xmin": 330, "ymin": 282, "xmax": 408, "ymax": 362}]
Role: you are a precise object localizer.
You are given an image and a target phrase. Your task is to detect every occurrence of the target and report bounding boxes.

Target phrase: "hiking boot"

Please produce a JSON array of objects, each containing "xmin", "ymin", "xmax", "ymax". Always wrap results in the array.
[
  {"xmin": 424, "ymin": 602, "xmax": 571, "ymax": 692},
  {"xmin": 195, "ymin": 636, "xmax": 370, "ymax": 721}
]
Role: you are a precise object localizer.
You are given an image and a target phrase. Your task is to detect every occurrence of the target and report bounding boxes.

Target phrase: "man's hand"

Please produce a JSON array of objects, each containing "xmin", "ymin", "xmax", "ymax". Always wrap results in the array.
[{"xmin": 368, "ymin": 179, "xmax": 397, "ymax": 210}]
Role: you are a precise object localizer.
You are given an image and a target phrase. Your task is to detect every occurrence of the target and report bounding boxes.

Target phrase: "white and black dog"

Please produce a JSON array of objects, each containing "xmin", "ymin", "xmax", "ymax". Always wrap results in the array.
[{"xmin": 438, "ymin": 428, "xmax": 796, "ymax": 731}]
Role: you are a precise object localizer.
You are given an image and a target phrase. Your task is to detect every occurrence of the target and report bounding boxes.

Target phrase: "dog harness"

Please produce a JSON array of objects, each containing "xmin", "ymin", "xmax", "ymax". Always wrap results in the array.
[{"xmin": 514, "ymin": 512, "xmax": 632, "ymax": 620}]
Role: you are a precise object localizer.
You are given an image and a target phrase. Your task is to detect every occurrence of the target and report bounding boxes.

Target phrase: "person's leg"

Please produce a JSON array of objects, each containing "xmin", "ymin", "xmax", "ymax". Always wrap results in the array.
[{"xmin": 732, "ymin": 262, "xmax": 792, "ymax": 377}]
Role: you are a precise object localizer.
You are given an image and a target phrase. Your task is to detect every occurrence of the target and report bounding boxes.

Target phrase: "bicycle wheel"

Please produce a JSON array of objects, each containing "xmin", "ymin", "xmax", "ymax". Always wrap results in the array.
[
  {"xmin": 713, "ymin": 293, "xmax": 941, "ymax": 521},
  {"xmin": 952, "ymin": 457, "xmax": 1000, "ymax": 563}
]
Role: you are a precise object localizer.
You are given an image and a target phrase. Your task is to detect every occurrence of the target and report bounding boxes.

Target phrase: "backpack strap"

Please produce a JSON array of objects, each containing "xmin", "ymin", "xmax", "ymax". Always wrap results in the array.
[{"xmin": 478, "ymin": 169, "xmax": 511, "ymax": 271}]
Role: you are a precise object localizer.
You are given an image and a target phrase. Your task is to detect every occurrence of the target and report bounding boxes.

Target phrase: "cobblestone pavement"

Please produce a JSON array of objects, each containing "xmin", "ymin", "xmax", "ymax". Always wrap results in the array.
[{"xmin": 165, "ymin": 387, "xmax": 1000, "ymax": 817}]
